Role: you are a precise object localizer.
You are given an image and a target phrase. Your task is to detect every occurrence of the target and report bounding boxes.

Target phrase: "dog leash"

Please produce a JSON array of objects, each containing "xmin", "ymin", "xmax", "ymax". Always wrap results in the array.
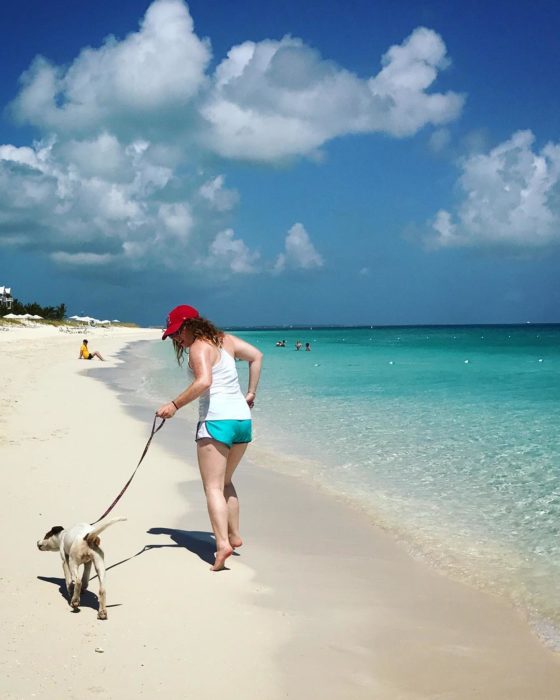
[{"xmin": 90, "ymin": 415, "xmax": 166, "ymax": 525}]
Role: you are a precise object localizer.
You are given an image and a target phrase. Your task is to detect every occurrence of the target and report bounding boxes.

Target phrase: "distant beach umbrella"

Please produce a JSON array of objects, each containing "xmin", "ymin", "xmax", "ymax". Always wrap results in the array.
[{"xmin": 70, "ymin": 315, "xmax": 98, "ymax": 324}]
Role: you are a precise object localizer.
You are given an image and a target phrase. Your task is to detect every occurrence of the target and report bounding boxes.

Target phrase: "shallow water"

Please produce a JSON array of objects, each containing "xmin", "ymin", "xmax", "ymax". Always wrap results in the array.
[{"xmin": 124, "ymin": 325, "xmax": 560, "ymax": 647}]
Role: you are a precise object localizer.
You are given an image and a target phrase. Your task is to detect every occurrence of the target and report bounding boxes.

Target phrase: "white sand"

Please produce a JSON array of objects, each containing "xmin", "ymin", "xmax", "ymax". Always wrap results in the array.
[{"xmin": 1, "ymin": 324, "xmax": 559, "ymax": 699}]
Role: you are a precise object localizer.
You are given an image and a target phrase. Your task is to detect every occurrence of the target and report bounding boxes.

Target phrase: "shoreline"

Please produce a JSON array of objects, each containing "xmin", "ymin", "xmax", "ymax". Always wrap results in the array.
[
  {"xmin": 1, "ymin": 327, "xmax": 560, "ymax": 698},
  {"xmin": 109, "ymin": 334, "xmax": 560, "ymax": 654},
  {"xmin": 97, "ymin": 336, "xmax": 560, "ymax": 694}
]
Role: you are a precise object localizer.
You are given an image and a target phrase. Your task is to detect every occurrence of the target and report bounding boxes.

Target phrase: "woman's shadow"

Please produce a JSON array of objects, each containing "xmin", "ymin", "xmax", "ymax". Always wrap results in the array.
[
  {"xmin": 144, "ymin": 527, "xmax": 217, "ymax": 565},
  {"xmin": 107, "ymin": 527, "xmax": 239, "ymax": 572}
]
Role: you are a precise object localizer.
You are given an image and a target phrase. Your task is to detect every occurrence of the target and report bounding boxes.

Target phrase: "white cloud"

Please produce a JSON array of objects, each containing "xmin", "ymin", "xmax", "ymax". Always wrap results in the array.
[
  {"xmin": 274, "ymin": 223, "xmax": 324, "ymax": 272},
  {"xmin": 198, "ymin": 175, "xmax": 239, "ymax": 211},
  {"xmin": 202, "ymin": 229, "xmax": 260, "ymax": 274},
  {"xmin": 158, "ymin": 203, "xmax": 193, "ymax": 239},
  {"xmin": 428, "ymin": 130, "xmax": 560, "ymax": 249},
  {"xmin": 58, "ymin": 133, "xmax": 129, "ymax": 181},
  {"xmin": 0, "ymin": 0, "xmax": 467, "ymax": 276},
  {"xmin": 0, "ymin": 137, "xmax": 179, "ymax": 259},
  {"xmin": 201, "ymin": 27, "xmax": 464, "ymax": 161},
  {"xmin": 198, "ymin": 222, "xmax": 324, "ymax": 276},
  {"xmin": 368, "ymin": 27, "xmax": 462, "ymax": 137},
  {"xmin": 0, "ymin": 143, "xmax": 59, "ymax": 231},
  {"xmin": 11, "ymin": 0, "xmax": 210, "ymax": 135},
  {"xmin": 429, "ymin": 128, "xmax": 451, "ymax": 153},
  {"xmin": 0, "ymin": 125, "xmax": 249, "ymax": 276},
  {"xmin": 51, "ymin": 251, "xmax": 114, "ymax": 265}
]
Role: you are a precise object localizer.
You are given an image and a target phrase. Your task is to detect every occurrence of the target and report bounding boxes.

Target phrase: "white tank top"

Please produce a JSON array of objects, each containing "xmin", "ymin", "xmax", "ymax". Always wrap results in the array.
[{"xmin": 193, "ymin": 347, "xmax": 251, "ymax": 421}]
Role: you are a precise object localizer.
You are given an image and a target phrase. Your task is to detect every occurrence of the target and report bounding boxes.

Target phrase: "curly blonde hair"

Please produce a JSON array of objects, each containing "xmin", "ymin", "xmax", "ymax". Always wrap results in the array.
[{"xmin": 173, "ymin": 316, "xmax": 224, "ymax": 366}]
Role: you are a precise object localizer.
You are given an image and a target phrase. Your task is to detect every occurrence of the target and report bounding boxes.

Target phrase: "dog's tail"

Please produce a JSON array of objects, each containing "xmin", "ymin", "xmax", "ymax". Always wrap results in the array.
[{"xmin": 84, "ymin": 516, "xmax": 127, "ymax": 547}]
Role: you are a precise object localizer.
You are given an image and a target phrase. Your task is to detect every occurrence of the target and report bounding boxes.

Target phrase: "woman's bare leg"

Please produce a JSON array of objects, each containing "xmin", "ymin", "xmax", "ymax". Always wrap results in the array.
[
  {"xmin": 225, "ymin": 443, "xmax": 248, "ymax": 548},
  {"xmin": 197, "ymin": 438, "xmax": 233, "ymax": 571},
  {"xmin": 92, "ymin": 351, "xmax": 105, "ymax": 361}
]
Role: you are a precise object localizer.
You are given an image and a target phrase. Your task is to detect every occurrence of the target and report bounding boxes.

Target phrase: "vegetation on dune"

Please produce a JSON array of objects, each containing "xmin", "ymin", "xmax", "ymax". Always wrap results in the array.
[
  {"xmin": 0, "ymin": 298, "xmax": 138, "ymax": 326},
  {"xmin": 1, "ymin": 299, "xmax": 66, "ymax": 320}
]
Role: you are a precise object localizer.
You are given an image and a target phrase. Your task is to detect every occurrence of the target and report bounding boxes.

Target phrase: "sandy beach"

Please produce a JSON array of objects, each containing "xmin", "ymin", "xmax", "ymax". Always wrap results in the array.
[{"xmin": 1, "ymin": 324, "xmax": 560, "ymax": 699}]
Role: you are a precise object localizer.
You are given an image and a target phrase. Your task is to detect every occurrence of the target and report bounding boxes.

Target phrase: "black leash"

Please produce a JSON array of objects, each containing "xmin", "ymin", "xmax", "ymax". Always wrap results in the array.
[{"xmin": 90, "ymin": 415, "xmax": 166, "ymax": 525}]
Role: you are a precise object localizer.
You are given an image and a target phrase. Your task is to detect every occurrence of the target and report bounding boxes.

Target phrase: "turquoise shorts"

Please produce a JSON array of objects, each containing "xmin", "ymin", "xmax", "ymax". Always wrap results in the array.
[{"xmin": 196, "ymin": 419, "xmax": 253, "ymax": 447}]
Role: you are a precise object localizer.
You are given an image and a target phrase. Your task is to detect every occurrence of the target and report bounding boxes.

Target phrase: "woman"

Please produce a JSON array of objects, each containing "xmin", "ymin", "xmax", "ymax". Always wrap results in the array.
[{"xmin": 156, "ymin": 305, "xmax": 263, "ymax": 571}]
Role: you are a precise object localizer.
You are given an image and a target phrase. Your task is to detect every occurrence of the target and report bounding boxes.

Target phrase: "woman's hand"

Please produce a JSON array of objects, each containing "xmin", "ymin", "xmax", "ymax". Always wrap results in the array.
[
  {"xmin": 245, "ymin": 391, "xmax": 256, "ymax": 409},
  {"xmin": 156, "ymin": 402, "xmax": 178, "ymax": 419}
]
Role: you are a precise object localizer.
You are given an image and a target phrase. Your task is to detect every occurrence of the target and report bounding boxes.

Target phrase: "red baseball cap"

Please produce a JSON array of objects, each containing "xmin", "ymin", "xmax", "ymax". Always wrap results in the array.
[{"xmin": 162, "ymin": 304, "xmax": 200, "ymax": 339}]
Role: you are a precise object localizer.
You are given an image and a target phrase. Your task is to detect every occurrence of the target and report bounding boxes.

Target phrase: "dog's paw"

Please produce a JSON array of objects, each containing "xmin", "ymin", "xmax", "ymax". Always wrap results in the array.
[
  {"xmin": 97, "ymin": 610, "xmax": 107, "ymax": 621},
  {"xmin": 70, "ymin": 598, "xmax": 80, "ymax": 609}
]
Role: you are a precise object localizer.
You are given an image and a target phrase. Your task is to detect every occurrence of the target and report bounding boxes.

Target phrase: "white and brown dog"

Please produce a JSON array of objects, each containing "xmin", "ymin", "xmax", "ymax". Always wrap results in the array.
[{"xmin": 37, "ymin": 516, "xmax": 126, "ymax": 620}]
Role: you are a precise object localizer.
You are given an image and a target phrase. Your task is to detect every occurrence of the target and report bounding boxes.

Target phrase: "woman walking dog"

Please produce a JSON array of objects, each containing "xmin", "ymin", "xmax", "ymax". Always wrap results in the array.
[{"xmin": 156, "ymin": 305, "xmax": 263, "ymax": 571}]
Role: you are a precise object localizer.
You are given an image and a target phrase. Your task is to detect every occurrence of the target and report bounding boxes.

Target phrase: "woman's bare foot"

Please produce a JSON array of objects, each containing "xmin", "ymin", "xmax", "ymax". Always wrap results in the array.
[
  {"xmin": 211, "ymin": 545, "xmax": 233, "ymax": 571},
  {"xmin": 229, "ymin": 534, "xmax": 243, "ymax": 549}
]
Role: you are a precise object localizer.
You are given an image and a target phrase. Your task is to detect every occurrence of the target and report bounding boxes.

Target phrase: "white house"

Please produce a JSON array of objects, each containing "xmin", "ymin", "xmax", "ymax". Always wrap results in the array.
[{"xmin": 0, "ymin": 286, "xmax": 13, "ymax": 310}]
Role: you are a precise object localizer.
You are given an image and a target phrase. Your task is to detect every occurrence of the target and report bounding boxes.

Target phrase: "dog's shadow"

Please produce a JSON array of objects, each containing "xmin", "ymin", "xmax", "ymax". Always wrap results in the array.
[{"xmin": 36, "ymin": 576, "xmax": 121, "ymax": 612}]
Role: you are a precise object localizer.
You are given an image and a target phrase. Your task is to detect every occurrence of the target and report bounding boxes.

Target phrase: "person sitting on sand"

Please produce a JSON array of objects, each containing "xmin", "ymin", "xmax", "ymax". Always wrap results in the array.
[{"xmin": 79, "ymin": 339, "xmax": 105, "ymax": 361}]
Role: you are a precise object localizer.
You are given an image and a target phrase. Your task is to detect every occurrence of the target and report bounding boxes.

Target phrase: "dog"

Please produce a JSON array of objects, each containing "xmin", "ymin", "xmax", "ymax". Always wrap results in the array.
[{"xmin": 37, "ymin": 516, "xmax": 126, "ymax": 620}]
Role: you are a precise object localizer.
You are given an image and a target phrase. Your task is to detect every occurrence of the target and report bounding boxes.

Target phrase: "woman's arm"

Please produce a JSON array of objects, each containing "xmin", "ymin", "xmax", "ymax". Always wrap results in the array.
[
  {"xmin": 229, "ymin": 335, "xmax": 263, "ymax": 407},
  {"xmin": 156, "ymin": 341, "xmax": 214, "ymax": 419}
]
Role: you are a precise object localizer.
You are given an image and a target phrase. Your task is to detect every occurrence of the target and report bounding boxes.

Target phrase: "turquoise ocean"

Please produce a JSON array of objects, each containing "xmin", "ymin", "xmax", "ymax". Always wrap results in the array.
[{"xmin": 124, "ymin": 325, "xmax": 560, "ymax": 647}]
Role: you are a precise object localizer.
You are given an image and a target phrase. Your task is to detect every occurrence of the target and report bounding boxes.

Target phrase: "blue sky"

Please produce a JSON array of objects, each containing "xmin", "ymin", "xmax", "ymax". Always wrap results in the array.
[{"xmin": 1, "ymin": 0, "xmax": 559, "ymax": 326}]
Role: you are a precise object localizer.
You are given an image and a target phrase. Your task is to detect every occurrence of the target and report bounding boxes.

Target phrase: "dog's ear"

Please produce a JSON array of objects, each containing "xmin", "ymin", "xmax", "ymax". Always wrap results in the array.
[{"xmin": 45, "ymin": 526, "xmax": 64, "ymax": 537}]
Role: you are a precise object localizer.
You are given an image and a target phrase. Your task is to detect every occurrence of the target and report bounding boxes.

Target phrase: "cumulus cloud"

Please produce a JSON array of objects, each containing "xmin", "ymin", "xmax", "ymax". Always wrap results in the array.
[
  {"xmin": 0, "ymin": 138, "xmax": 169, "ymax": 249},
  {"xmin": 58, "ymin": 133, "xmax": 129, "ymax": 181},
  {"xmin": 201, "ymin": 229, "xmax": 260, "ymax": 274},
  {"xmin": 11, "ymin": 0, "xmax": 210, "ymax": 135},
  {"xmin": 158, "ymin": 203, "xmax": 193, "ymax": 239},
  {"xmin": 274, "ymin": 223, "xmax": 324, "ymax": 272},
  {"xmin": 11, "ymin": 0, "xmax": 462, "ymax": 160},
  {"xmin": 201, "ymin": 27, "xmax": 464, "ymax": 160},
  {"xmin": 368, "ymin": 28, "xmax": 462, "ymax": 136},
  {"xmin": 198, "ymin": 175, "xmax": 239, "ymax": 212},
  {"xmin": 427, "ymin": 130, "xmax": 560, "ymax": 249},
  {"xmin": 197, "ymin": 222, "xmax": 324, "ymax": 276},
  {"xmin": 429, "ymin": 128, "xmax": 451, "ymax": 153},
  {"xmin": 0, "ymin": 0, "xmax": 465, "ymax": 276}
]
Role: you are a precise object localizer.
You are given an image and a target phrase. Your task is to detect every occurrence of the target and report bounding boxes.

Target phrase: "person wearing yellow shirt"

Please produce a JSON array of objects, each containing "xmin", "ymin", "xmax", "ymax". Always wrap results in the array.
[{"xmin": 78, "ymin": 339, "xmax": 105, "ymax": 361}]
